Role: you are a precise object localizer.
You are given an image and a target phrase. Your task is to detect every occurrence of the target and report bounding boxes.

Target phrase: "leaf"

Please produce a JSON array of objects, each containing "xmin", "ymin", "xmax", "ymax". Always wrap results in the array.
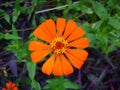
[
  {"xmin": 92, "ymin": 1, "xmax": 108, "ymax": 20},
  {"xmin": 15, "ymin": 43, "xmax": 28, "ymax": 60},
  {"xmin": 92, "ymin": 21, "xmax": 103, "ymax": 30},
  {"xmin": 4, "ymin": 2, "xmax": 13, "ymax": 7},
  {"xmin": 4, "ymin": 33, "xmax": 21, "ymax": 40},
  {"xmin": 44, "ymin": 77, "xmax": 80, "ymax": 90},
  {"xmin": 32, "ymin": 80, "xmax": 41, "ymax": 90},
  {"xmin": 108, "ymin": 18, "xmax": 120, "ymax": 30},
  {"xmin": 44, "ymin": 77, "xmax": 65, "ymax": 90},
  {"xmin": 27, "ymin": 62, "xmax": 36, "ymax": 80},
  {"xmin": 107, "ymin": 45, "xmax": 116, "ymax": 53},
  {"xmin": 8, "ymin": 56, "xmax": 17, "ymax": 77},
  {"xmin": 0, "ymin": 24, "xmax": 2, "ymax": 28},
  {"xmin": 14, "ymin": 0, "xmax": 21, "ymax": 10},
  {"xmin": 63, "ymin": 8, "xmax": 69, "ymax": 16},
  {"xmin": 0, "ymin": 9, "xmax": 10, "ymax": 24},
  {"xmin": 18, "ymin": 78, "xmax": 32, "ymax": 85},
  {"xmin": 12, "ymin": 24, "xmax": 18, "ymax": 36},
  {"xmin": 64, "ymin": 79, "xmax": 80, "ymax": 89},
  {"xmin": 81, "ymin": 5, "xmax": 93, "ymax": 14},
  {"xmin": 0, "ymin": 9, "xmax": 5, "ymax": 13},
  {"xmin": 12, "ymin": 9, "xmax": 20, "ymax": 23},
  {"xmin": 40, "ymin": 16, "xmax": 46, "ymax": 22},
  {"xmin": 4, "ymin": 13, "xmax": 10, "ymax": 24},
  {"xmin": 0, "ymin": 33, "xmax": 4, "ymax": 40},
  {"xmin": 31, "ymin": 0, "xmax": 37, "ymax": 6},
  {"xmin": 32, "ymin": 15, "xmax": 37, "ymax": 28}
]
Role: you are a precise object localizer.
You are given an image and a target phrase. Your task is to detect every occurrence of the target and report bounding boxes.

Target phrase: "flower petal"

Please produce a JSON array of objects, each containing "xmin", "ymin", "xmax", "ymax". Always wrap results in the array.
[
  {"xmin": 2, "ymin": 88, "xmax": 6, "ymax": 90},
  {"xmin": 29, "ymin": 40, "xmax": 51, "ymax": 51},
  {"xmin": 45, "ymin": 19, "xmax": 56, "ymax": 39},
  {"xmin": 33, "ymin": 23, "xmax": 53, "ymax": 43},
  {"xmin": 6, "ymin": 82, "xmax": 12, "ymax": 88},
  {"xmin": 42, "ymin": 54, "xmax": 55, "ymax": 75},
  {"xmin": 67, "ymin": 49, "xmax": 88, "ymax": 61},
  {"xmin": 63, "ymin": 20, "xmax": 77, "ymax": 39},
  {"xmin": 56, "ymin": 18, "xmax": 66, "ymax": 37},
  {"xmin": 67, "ymin": 28, "xmax": 85, "ymax": 42},
  {"xmin": 31, "ymin": 49, "xmax": 52, "ymax": 63},
  {"xmin": 13, "ymin": 87, "xmax": 18, "ymax": 90},
  {"xmin": 61, "ymin": 55, "xmax": 73, "ymax": 75},
  {"xmin": 65, "ymin": 52, "xmax": 84, "ymax": 69},
  {"xmin": 68, "ymin": 38, "xmax": 89, "ymax": 48},
  {"xmin": 11, "ymin": 83, "xmax": 16, "ymax": 88},
  {"xmin": 53, "ymin": 55, "xmax": 63, "ymax": 76}
]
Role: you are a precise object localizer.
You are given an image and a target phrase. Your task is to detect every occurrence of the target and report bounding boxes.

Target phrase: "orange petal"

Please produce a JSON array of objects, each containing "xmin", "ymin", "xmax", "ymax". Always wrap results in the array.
[
  {"xmin": 68, "ymin": 38, "xmax": 89, "ymax": 48},
  {"xmin": 53, "ymin": 55, "xmax": 63, "ymax": 76},
  {"xmin": 2, "ymin": 88, "xmax": 7, "ymax": 90},
  {"xmin": 45, "ymin": 19, "xmax": 56, "ymax": 39},
  {"xmin": 42, "ymin": 54, "xmax": 55, "ymax": 75},
  {"xmin": 61, "ymin": 55, "xmax": 73, "ymax": 75},
  {"xmin": 13, "ymin": 87, "xmax": 18, "ymax": 90},
  {"xmin": 63, "ymin": 20, "xmax": 77, "ymax": 39},
  {"xmin": 11, "ymin": 83, "xmax": 15, "ymax": 88},
  {"xmin": 56, "ymin": 18, "xmax": 66, "ymax": 37},
  {"xmin": 33, "ymin": 23, "xmax": 53, "ymax": 43},
  {"xmin": 29, "ymin": 40, "xmax": 50, "ymax": 51},
  {"xmin": 67, "ymin": 28, "xmax": 85, "ymax": 42},
  {"xmin": 31, "ymin": 49, "xmax": 52, "ymax": 63},
  {"xmin": 65, "ymin": 52, "xmax": 84, "ymax": 69},
  {"xmin": 6, "ymin": 82, "xmax": 12, "ymax": 88},
  {"xmin": 67, "ymin": 49, "xmax": 88, "ymax": 61}
]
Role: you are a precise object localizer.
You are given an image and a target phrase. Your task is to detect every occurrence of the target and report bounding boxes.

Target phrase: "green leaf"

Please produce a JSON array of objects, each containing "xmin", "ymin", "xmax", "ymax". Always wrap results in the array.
[
  {"xmin": 32, "ymin": 15, "xmax": 37, "ymax": 28},
  {"xmin": 44, "ymin": 77, "xmax": 80, "ymax": 90},
  {"xmin": 4, "ymin": 13, "xmax": 10, "ymax": 24},
  {"xmin": 31, "ymin": 0, "xmax": 37, "ymax": 6},
  {"xmin": 92, "ymin": 1, "xmax": 108, "ymax": 20},
  {"xmin": 32, "ymin": 80, "xmax": 41, "ymax": 90},
  {"xmin": 0, "ymin": 33, "xmax": 4, "ymax": 40},
  {"xmin": 63, "ymin": 8, "xmax": 69, "ymax": 16},
  {"xmin": 107, "ymin": 45, "xmax": 116, "ymax": 53},
  {"xmin": 18, "ymin": 78, "xmax": 32, "ymax": 85},
  {"xmin": 0, "ymin": 9, "xmax": 5, "ymax": 14},
  {"xmin": 108, "ymin": 18, "xmax": 120, "ymax": 30},
  {"xmin": 4, "ymin": 33, "xmax": 21, "ymax": 40},
  {"xmin": 0, "ymin": 24, "xmax": 2, "ymax": 28},
  {"xmin": 28, "ymin": 34, "xmax": 38, "ymax": 41},
  {"xmin": 81, "ymin": 5, "xmax": 93, "ymax": 14},
  {"xmin": 12, "ymin": 24, "xmax": 18, "ymax": 36},
  {"xmin": 14, "ymin": 0, "xmax": 21, "ymax": 10},
  {"xmin": 4, "ymin": 2, "xmax": 13, "ymax": 7},
  {"xmin": 64, "ymin": 79, "xmax": 80, "ymax": 89},
  {"xmin": 92, "ymin": 21, "xmax": 103, "ymax": 30},
  {"xmin": 0, "ymin": 9, "xmax": 10, "ymax": 24},
  {"xmin": 40, "ymin": 16, "xmax": 46, "ymax": 22},
  {"xmin": 15, "ymin": 43, "xmax": 28, "ymax": 60},
  {"xmin": 27, "ymin": 62, "xmax": 36, "ymax": 80},
  {"xmin": 12, "ymin": 9, "xmax": 20, "ymax": 23},
  {"xmin": 44, "ymin": 77, "xmax": 65, "ymax": 90}
]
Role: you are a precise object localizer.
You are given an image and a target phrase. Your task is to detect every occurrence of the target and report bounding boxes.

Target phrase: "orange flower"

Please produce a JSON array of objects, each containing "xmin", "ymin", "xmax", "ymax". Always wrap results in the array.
[
  {"xmin": 2, "ymin": 82, "xmax": 18, "ymax": 90},
  {"xmin": 29, "ymin": 18, "xmax": 89, "ymax": 76}
]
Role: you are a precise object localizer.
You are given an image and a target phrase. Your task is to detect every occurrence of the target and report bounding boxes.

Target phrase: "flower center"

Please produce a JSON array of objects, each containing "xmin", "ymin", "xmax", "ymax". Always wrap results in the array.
[{"xmin": 50, "ymin": 37, "xmax": 68, "ymax": 55}]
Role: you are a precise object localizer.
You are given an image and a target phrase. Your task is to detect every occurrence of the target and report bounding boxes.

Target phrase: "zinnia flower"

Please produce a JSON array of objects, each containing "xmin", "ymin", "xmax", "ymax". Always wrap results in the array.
[
  {"xmin": 2, "ymin": 82, "xmax": 18, "ymax": 90},
  {"xmin": 29, "ymin": 18, "xmax": 89, "ymax": 76}
]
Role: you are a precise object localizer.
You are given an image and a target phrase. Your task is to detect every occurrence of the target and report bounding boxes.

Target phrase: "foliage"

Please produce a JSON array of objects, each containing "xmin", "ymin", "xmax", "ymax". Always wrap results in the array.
[{"xmin": 0, "ymin": 0, "xmax": 120, "ymax": 90}]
